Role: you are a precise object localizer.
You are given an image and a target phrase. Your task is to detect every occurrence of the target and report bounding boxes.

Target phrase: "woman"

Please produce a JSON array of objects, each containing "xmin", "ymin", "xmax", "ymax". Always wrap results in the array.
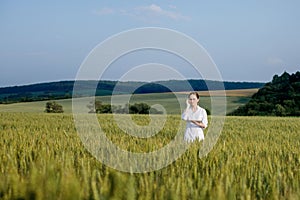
[{"xmin": 181, "ymin": 92, "xmax": 208, "ymax": 142}]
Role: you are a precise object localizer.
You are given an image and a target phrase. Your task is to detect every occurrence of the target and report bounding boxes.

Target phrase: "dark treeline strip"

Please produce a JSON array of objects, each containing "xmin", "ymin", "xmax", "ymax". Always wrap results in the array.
[
  {"xmin": 0, "ymin": 79, "xmax": 264, "ymax": 104},
  {"xmin": 229, "ymin": 71, "xmax": 300, "ymax": 116}
]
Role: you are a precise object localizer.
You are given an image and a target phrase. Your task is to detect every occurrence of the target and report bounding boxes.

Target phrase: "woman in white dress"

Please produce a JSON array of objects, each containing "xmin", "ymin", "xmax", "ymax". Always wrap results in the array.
[{"xmin": 181, "ymin": 92, "xmax": 208, "ymax": 142}]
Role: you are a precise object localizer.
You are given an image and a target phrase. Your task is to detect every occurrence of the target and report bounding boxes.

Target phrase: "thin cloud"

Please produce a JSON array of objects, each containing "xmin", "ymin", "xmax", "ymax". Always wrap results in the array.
[
  {"xmin": 134, "ymin": 4, "xmax": 190, "ymax": 21},
  {"xmin": 92, "ymin": 7, "xmax": 115, "ymax": 15},
  {"xmin": 92, "ymin": 4, "xmax": 190, "ymax": 22},
  {"xmin": 267, "ymin": 57, "xmax": 284, "ymax": 66},
  {"xmin": 168, "ymin": 5, "xmax": 177, "ymax": 9}
]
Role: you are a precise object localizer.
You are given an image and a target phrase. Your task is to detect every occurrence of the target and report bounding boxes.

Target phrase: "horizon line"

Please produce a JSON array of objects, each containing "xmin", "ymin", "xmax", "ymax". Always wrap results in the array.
[{"xmin": 0, "ymin": 78, "xmax": 267, "ymax": 89}]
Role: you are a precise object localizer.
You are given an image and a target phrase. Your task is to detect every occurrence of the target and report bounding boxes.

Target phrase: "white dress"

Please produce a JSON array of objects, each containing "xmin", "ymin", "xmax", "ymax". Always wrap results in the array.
[{"xmin": 181, "ymin": 106, "xmax": 208, "ymax": 142}]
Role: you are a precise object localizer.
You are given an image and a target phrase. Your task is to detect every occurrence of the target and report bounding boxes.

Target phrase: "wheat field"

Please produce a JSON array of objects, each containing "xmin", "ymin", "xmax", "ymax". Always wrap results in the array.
[{"xmin": 0, "ymin": 113, "xmax": 299, "ymax": 199}]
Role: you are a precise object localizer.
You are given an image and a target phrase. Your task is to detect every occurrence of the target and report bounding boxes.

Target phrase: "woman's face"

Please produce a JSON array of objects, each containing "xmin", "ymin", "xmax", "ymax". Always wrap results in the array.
[{"xmin": 188, "ymin": 94, "xmax": 199, "ymax": 107}]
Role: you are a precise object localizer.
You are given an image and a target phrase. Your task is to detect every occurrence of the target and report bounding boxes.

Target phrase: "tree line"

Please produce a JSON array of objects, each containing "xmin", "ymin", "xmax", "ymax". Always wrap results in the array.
[
  {"xmin": 87, "ymin": 101, "xmax": 163, "ymax": 114},
  {"xmin": 44, "ymin": 100, "xmax": 163, "ymax": 114},
  {"xmin": 229, "ymin": 71, "xmax": 300, "ymax": 116}
]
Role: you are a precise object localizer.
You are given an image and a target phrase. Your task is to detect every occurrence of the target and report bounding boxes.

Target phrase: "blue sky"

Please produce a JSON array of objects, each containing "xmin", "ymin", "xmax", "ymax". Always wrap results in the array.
[{"xmin": 0, "ymin": 0, "xmax": 299, "ymax": 87}]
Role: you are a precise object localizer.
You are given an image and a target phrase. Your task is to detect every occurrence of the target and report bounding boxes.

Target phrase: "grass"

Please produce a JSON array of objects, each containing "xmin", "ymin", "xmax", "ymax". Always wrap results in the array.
[
  {"xmin": 0, "ymin": 112, "xmax": 299, "ymax": 199},
  {"xmin": 0, "ymin": 89, "xmax": 257, "ymax": 115}
]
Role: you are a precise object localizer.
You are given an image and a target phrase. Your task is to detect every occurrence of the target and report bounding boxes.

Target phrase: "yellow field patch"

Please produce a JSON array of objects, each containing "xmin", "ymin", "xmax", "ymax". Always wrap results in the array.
[{"xmin": 175, "ymin": 88, "xmax": 259, "ymax": 97}]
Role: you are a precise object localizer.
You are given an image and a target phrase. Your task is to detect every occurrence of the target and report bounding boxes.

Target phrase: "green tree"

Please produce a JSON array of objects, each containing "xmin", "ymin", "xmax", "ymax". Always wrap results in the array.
[
  {"xmin": 87, "ymin": 100, "xmax": 102, "ymax": 113},
  {"xmin": 229, "ymin": 71, "xmax": 300, "ymax": 116},
  {"xmin": 87, "ymin": 100, "xmax": 116, "ymax": 113},
  {"xmin": 45, "ymin": 101, "xmax": 64, "ymax": 113},
  {"xmin": 129, "ymin": 103, "xmax": 151, "ymax": 114},
  {"xmin": 97, "ymin": 104, "xmax": 112, "ymax": 113},
  {"xmin": 274, "ymin": 104, "xmax": 286, "ymax": 116}
]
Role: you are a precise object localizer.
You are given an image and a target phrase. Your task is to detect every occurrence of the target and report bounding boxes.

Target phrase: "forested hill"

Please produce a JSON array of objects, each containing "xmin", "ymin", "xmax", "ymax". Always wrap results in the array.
[
  {"xmin": 0, "ymin": 79, "xmax": 264, "ymax": 104},
  {"xmin": 229, "ymin": 71, "xmax": 300, "ymax": 116}
]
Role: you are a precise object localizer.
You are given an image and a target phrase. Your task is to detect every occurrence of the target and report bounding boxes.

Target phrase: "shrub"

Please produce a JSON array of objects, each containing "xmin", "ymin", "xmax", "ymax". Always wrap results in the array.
[{"xmin": 45, "ymin": 101, "xmax": 64, "ymax": 113}]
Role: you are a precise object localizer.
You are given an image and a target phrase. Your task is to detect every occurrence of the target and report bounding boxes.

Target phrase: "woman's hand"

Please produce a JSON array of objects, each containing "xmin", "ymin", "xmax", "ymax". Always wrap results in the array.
[
  {"xmin": 186, "ymin": 99, "xmax": 190, "ymax": 108},
  {"xmin": 191, "ymin": 120, "xmax": 205, "ymax": 128}
]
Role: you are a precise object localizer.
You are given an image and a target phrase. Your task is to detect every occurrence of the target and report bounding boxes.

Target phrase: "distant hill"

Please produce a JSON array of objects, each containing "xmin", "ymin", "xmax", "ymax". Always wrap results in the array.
[
  {"xmin": 0, "ymin": 79, "xmax": 264, "ymax": 104},
  {"xmin": 229, "ymin": 71, "xmax": 300, "ymax": 116}
]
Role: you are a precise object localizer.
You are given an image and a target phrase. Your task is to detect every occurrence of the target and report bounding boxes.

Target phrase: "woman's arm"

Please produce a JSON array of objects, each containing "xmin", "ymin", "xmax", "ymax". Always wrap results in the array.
[
  {"xmin": 190, "ymin": 120, "xmax": 206, "ymax": 128},
  {"xmin": 201, "ymin": 108, "xmax": 208, "ymax": 128},
  {"xmin": 190, "ymin": 108, "xmax": 208, "ymax": 128},
  {"xmin": 181, "ymin": 99, "xmax": 190, "ymax": 120}
]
